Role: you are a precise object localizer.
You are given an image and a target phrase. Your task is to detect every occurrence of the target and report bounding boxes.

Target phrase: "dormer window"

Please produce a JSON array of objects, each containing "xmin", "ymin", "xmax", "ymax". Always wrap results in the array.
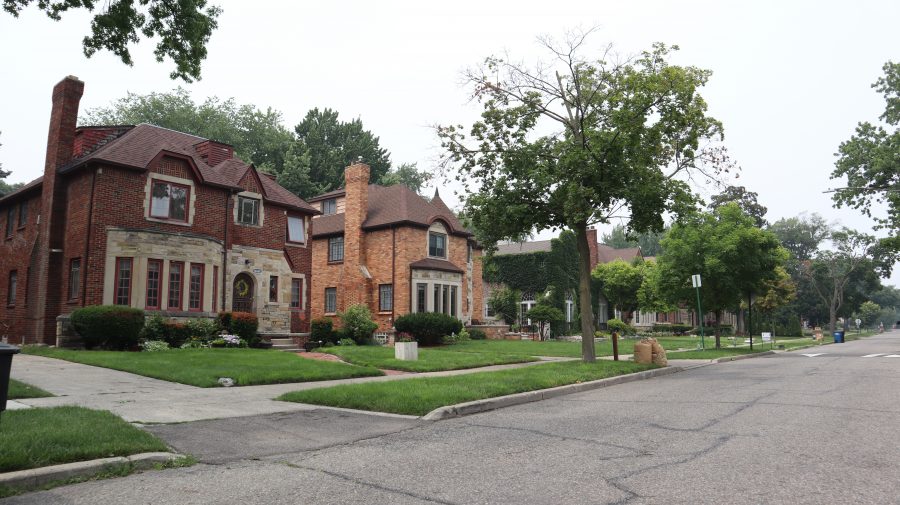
[
  {"xmin": 287, "ymin": 215, "xmax": 305, "ymax": 243},
  {"xmin": 428, "ymin": 231, "xmax": 447, "ymax": 258},
  {"xmin": 237, "ymin": 196, "xmax": 260, "ymax": 225},
  {"xmin": 323, "ymin": 198, "xmax": 337, "ymax": 215},
  {"xmin": 150, "ymin": 180, "xmax": 189, "ymax": 222}
]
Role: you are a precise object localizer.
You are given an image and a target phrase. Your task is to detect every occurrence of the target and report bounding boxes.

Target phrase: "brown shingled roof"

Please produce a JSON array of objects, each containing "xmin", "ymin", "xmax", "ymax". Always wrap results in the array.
[
  {"xmin": 309, "ymin": 185, "xmax": 472, "ymax": 238},
  {"xmin": 596, "ymin": 244, "xmax": 642, "ymax": 263},
  {"xmin": 495, "ymin": 240, "xmax": 553, "ymax": 255},
  {"xmin": 306, "ymin": 187, "xmax": 346, "ymax": 203},
  {"xmin": 0, "ymin": 176, "xmax": 43, "ymax": 205},
  {"xmin": 60, "ymin": 123, "xmax": 317, "ymax": 213},
  {"xmin": 409, "ymin": 258, "xmax": 464, "ymax": 274}
]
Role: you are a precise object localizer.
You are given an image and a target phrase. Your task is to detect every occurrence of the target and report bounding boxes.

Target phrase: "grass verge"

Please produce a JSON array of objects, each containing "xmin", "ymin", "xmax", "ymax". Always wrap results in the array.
[
  {"xmin": 322, "ymin": 345, "xmax": 537, "ymax": 372},
  {"xmin": 22, "ymin": 347, "xmax": 382, "ymax": 387},
  {"xmin": 665, "ymin": 348, "xmax": 764, "ymax": 360},
  {"xmin": 0, "ymin": 406, "xmax": 168, "ymax": 473},
  {"xmin": 8, "ymin": 379, "xmax": 54, "ymax": 399},
  {"xmin": 447, "ymin": 337, "xmax": 701, "ymax": 358},
  {"xmin": 278, "ymin": 360, "xmax": 656, "ymax": 416}
]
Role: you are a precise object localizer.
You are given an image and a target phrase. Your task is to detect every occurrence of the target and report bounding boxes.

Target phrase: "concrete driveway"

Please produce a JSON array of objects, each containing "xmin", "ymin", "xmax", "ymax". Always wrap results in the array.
[{"xmin": 4, "ymin": 331, "xmax": 898, "ymax": 504}]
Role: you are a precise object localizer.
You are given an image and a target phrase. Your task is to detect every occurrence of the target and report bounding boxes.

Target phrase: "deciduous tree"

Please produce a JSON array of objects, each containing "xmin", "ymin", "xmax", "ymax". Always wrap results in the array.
[
  {"xmin": 708, "ymin": 185, "xmax": 768, "ymax": 227},
  {"xmin": 438, "ymin": 30, "xmax": 731, "ymax": 361},
  {"xmin": 3, "ymin": 0, "xmax": 221, "ymax": 81}
]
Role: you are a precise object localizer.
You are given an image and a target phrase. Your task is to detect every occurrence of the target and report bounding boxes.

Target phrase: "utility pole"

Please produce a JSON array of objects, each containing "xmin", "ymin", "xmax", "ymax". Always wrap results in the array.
[{"xmin": 692, "ymin": 274, "xmax": 705, "ymax": 350}]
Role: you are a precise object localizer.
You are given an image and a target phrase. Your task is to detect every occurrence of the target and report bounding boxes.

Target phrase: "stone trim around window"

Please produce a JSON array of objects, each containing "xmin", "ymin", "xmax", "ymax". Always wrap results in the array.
[
  {"xmin": 142, "ymin": 173, "xmax": 197, "ymax": 227},
  {"xmin": 233, "ymin": 191, "xmax": 265, "ymax": 228}
]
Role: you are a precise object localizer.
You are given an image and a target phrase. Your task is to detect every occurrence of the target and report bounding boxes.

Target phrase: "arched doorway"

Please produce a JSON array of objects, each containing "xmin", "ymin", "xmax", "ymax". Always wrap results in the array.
[{"xmin": 232, "ymin": 273, "xmax": 255, "ymax": 313}]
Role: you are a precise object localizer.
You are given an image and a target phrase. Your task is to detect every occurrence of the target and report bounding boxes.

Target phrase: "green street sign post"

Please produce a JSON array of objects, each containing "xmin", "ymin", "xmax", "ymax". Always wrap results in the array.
[{"xmin": 692, "ymin": 274, "xmax": 705, "ymax": 350}]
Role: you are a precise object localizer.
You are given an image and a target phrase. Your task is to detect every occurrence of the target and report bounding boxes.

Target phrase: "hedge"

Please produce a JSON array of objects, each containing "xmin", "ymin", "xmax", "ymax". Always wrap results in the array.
[
  {"xmin": 394, "ymin": 313, "xmax": 463, "ymax": 346},
  {"xmin": 71, "ymin": 305, "xmax": 145, "ymax": 350}
]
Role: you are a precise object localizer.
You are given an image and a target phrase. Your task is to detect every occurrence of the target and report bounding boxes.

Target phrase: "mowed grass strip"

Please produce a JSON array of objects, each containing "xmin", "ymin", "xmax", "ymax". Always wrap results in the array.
[
  {"xmin": 278, "ymin": 360, "xmax": 656, "ymax": 416},
  {"xmin": 448, "ymin": 336, "xmax": 702, "ymax": 358},
  {"xmin": 323, "ymin": 345, "xmax": 537, "ymax": 372},
  {"xmin": 0, "ymin": 406, "xmax": 168, "ymax": 473},
  {"xmin": 666, "ymin": 347, "xmax": 765, "ymax": 359},
  {"xmin": 7, "ymin": 379, "xmax": 53, "ymax": 399},
  {"xmin": 22, "ymin": 347, "xmax": 382, "ymax": 387}
]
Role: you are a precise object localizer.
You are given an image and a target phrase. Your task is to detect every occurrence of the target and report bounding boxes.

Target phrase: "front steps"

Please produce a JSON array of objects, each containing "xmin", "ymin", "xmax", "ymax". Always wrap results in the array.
[{"xmin": 269, "ymin": 337, "xmax": 302, "ymax": 352}]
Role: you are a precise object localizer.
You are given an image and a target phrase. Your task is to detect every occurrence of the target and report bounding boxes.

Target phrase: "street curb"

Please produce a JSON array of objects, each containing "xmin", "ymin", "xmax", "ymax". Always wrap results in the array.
[
  {"xmin": 712, "ymin": 350, "xmax": 777, "ymax": 363},
  {"xmin": 421, "ymin": 366, "xmax": 683, "ymax": 421},
  {"xmin": 0, "ymin": 452, "xmax": 181, "ymax": 492}
]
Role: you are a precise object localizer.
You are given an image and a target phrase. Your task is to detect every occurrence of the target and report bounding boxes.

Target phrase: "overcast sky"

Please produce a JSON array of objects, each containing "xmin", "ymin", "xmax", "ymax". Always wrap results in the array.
[{"xmin": 1, "ymin": 0, "xmax": 897, "ymax": 286}]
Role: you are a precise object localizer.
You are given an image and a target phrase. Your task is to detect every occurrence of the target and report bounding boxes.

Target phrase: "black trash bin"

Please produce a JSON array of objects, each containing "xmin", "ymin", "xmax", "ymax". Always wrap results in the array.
[
  {"xmin": 833, "ymin": 331, "xmax": 845, "ymax": 344},
  {"xmin": 0, "ymin": 343, "xmax": 21, "ymax": 414}
]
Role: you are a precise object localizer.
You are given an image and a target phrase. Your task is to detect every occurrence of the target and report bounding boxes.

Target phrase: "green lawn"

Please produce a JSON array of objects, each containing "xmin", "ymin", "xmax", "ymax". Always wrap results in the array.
[
  {"xmin": 278, "ymin": 360, "xmax": 656, "ymax": 416},
  {"xmin": 323, "ymin": 345, "xmax": 537, "ymax": 372},
  {"xmin": 8, "ymin": 379, "xmax": 54, "ymax": 399},
  {"xmin": 21, "ymin": 347, "xmax": 382, "ymax": 387},
  {"xmin": 665, "ymin": 347, "xmax": 764, "ymax": 360},
  {"xmin": 0, "ymin": 406, "xmax": 168, "ymax": 473},
  {"xmin": 447, "ymin": 336, "xmax": 701, "ymax": 358}
]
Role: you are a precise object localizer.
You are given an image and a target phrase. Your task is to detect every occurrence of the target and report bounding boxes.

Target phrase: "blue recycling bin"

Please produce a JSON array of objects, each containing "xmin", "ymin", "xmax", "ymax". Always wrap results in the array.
[
  {"xmin": 833, "ymin": 331, "xmax": 845, "ymax": 343},
  {"xmin": 0, "ymin": 343, "xmax": 21, "ymax": 414}
]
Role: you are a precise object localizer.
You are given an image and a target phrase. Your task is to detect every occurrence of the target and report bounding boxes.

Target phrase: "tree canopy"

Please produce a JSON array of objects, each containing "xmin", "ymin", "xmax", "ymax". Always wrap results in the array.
[
  {"xmin": 708, "ymin": 185, "xmax": 768, "ymax": 227},
  {"xmin": 4, "ymin": 0, "xmax": 221, "ymax": 82},
  {"xmin": 831, "ymin": 61, "xmax": 900, "ymax": 252},
  {"xmin": 768, "ymin": 213, "xmax": 830, "ymax": 262},
  {"xmin": 379, "ymin": 162, "xmax": 433, "ymax": 195},
  {"xmin": 592, "ymin": 259, "xmax": 644, "ymax": 322},
  {"xmin": 438, "ymin": 31, "xmax": 731, "ymax": 361},
  {"xmin": 600, "ymin": 224, "xmax": 665, "ymax": 256},
  {"xmin": 655, "ymin": 204, "xmax": 787, "ymax": 347},
  {"xmin": 82, "ymin": 88, "xmax": 294, "ymax": 173}
]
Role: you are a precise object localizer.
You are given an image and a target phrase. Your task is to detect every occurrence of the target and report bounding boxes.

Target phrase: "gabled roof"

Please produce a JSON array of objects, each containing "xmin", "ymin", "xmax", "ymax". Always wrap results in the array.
[
  {"xmin": 309, "ymin": 184, "xmax": 473, "ymax": 238},
  {"xmin": 0, "ymin": 176, "xmax": 43, "ymax": 205},
  {"xmin": 495, "ymin": 240, "xmax": 553, "ymax": 255},
  {"xmin": 596, "ymin": 245, "xmax": 642, "ymax": 263},
  {"xmin": 59, "ymin": 123, "xmax": 317, "ymax": 213},
  {"xmin": 306, "ymin": 187, "xmax": 346, "ymax": 203}
]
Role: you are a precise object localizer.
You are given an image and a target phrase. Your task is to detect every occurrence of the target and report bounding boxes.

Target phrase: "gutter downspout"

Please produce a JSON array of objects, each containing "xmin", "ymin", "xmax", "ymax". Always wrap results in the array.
[
  {"xmin": 81, "ymin": 165, "xmax": 98, "ymax": 307},
  {"xmin": 222, "ymin": 191, "xmax": 231, "ymax": 311},
  {"xmin": 391, "ymin": 226, "xmax": 396, "ymax": 327}
]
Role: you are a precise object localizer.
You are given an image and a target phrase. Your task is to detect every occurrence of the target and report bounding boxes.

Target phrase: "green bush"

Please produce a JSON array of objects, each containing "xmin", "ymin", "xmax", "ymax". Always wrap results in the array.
[
  {"xmin": 339, "ymin": 304, "xmax": 378, "ymax": 345},
  {"xmin": 651, "ymin": 323, "xmax": 692, "ymax": 335},
  {"xmin": 606, "ymin": 318, "xmax": 636, "ymax": 336},
  {"xmin": 488, "ymin": 287, "xmax": 520, "ymax": 325},
  {"xmin": 185, "ymin": 318, "xmax": 220, "ymax": 340},
  {"xmin": 140, "ymin": 314, "xmax": 168, "ymax": 342},
  {"xmin": 775, "ymin": 316, "xmax": 803, "ymax": 337},
  {"xmin": 70, "ymin": 305, "xmax": 145, "ymax": 350},
  {"xmin": 311, "ymin": 318, "xmax": 338, "ymax": 345},
  {"xmin": 218, "ymin": 312, "xmax": 259, "ymax": 346},
  {"xmin": 468, "ymin": 328, "xmax": 487, "ymax": 340},
  {"xmin": 443, "ymin": 328, "xmax": 471, "ymax": 345},
  {"xmin": 139, "ymin": 340, "xmax": 169, "ymax": 352},
  {"xmin": 394, "ymin": 312, "xmax": 463, "ymax": 346}
]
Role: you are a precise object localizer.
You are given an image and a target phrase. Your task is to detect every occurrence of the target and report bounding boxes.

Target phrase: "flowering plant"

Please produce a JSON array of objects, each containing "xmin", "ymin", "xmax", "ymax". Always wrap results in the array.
[{"xmin": 395, "ymin": 332, "xmax": 415, "ymax": 343}]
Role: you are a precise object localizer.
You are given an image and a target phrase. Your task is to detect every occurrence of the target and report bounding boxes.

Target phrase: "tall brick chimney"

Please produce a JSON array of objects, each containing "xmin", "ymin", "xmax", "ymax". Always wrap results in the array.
[
  {"xmin": 193, "ymin": 140, "xmax": 234, "ymax": 166},
  {"xmin": 31, "ymin": 76, "xmax": 84, "ymax": 343},
  {"xmin": 587, "ymin": 227, "xmax": 599, "ymax": 268},
  {"xmin": 341, "ymin": 160, "xmax": 370, "ymax": 309}
]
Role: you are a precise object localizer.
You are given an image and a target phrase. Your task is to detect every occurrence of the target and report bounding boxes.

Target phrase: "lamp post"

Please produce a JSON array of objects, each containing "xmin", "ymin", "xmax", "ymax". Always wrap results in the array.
[{"xmin": 692, "ymin": 274, "xmax": 705, "ymax": 350}]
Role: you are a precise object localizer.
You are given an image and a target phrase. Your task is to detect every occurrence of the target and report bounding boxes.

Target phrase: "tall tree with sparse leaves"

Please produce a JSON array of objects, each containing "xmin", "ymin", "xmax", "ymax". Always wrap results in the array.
[
  {"xmin": 3, "ymin": 0, "xmax": 221, "ymax": 82},
  {"xmin": 438, "ymin": 30, "xmax": 734, "ymax": 361},
  {"xmin": 708, "ymin": 185, "xmax": 768, "ymax": 227}
]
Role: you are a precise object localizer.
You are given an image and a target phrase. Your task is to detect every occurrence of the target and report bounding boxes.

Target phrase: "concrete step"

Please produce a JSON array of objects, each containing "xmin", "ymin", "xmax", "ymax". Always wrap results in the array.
[{"xmin": 269, "ymin": 338, "xmax": 294, "ymax": 346}]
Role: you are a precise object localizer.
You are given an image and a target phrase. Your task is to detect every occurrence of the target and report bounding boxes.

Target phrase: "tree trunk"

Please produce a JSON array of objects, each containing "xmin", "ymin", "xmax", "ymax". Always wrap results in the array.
[
  {"xmin": 575, "ymin": 223, "xmax": 596, "ymax": 362},
  {"xmin": 714, "ymin": 309, "xmax": 722, "ymax": 349}
]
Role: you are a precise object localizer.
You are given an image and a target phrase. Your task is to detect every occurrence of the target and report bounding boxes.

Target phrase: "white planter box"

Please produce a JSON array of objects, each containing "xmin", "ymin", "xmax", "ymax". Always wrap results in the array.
[{"xmin": 395, "ymin": 341, "xmax": 418, "ymax": 361}]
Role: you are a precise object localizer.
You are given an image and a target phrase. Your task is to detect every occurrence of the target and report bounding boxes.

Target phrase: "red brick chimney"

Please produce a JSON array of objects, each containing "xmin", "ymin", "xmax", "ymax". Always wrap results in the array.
[
  {"xmin": 31, "ymin": 76, "xmax": 84, "ymax": 343},
  {"xmin": 194, "ymin": 140, "xmax": 234, "ymax": 166},
  {"xmin": 587, "ymin": 227, "xmax": 599, "ymax": 268},
  {"xmin": 341, "ymin": 160, "xmax": 371, "ymax": 309}
]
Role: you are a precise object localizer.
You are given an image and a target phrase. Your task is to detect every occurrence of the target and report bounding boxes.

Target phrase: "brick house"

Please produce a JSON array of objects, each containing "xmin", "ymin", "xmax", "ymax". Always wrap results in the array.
[
  {"xmin": 0, "ymin": 76, "xmax": 319, "ymax": 345},
  {"xmin": 308, "ymin": 162, "xmax": 484, "ymax": 332}
]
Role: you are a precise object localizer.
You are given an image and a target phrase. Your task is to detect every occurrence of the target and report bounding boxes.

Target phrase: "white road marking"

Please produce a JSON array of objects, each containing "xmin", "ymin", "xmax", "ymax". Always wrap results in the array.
[
  {"xmin": 862, "ymin": 353, "xmax": 886, "ymax": 358},
  {"xmin": 801, "ymin": 353, "xmax": 826, "ymax": 357},
  {"xmin": 885, "ymin": 355, "xmax": 900, "ymax": 358}
]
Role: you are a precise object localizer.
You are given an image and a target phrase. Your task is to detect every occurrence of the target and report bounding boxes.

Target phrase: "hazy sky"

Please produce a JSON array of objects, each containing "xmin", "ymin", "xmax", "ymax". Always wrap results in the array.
[{"xmin": 1, "ymin": 0, "xmax": 897, "ymax": 285}]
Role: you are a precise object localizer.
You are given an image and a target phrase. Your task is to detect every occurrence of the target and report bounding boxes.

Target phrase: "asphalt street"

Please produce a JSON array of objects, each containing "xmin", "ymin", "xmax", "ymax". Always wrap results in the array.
[{"xmin": 4, "ymin": 331, "xmax": 899, "ymax": 504}]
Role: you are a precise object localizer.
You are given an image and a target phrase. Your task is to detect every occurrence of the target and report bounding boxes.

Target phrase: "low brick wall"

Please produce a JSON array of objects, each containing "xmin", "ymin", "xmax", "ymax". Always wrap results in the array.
[
  {"xmin": 469, "ymin": 324, "xmax": 512, "ymax": 340},
  {"xmin": 55, "ymin": 315, "xmax": 82, "ymax": 348}
]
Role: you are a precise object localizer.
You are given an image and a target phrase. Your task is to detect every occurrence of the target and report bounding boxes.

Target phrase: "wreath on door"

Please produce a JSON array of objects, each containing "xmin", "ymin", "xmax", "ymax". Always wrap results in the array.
[{"xmin": 235, "ymin": 278, "xmax": 250, "ymax": 297}]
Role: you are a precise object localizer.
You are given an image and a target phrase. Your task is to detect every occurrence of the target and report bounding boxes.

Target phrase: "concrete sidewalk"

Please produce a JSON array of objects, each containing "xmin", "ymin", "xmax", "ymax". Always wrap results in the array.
[{"xmin": 10, "ymin": 354, "xmax": 573, "ymax": 423}]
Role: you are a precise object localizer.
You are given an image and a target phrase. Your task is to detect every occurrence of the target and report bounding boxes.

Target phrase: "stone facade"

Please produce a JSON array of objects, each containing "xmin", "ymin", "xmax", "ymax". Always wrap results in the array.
[{"xmin": 0, "ymin": 76, "xmax": 317, "ymax": 344}]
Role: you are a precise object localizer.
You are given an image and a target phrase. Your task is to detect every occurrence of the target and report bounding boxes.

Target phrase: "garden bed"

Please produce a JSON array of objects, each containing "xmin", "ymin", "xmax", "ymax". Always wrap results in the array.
[{"xmin": 21, "ymin": 347, "xmax": 382, "ymax": 387}]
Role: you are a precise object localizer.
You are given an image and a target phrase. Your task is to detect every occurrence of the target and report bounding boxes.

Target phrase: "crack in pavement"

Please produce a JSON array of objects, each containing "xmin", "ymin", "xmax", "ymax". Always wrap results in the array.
[
  {"xmin": 277, "ymin": 461, "xmax": 462, "ymax": 505},
  {"xmin": 462, "ymin": 422, "xmax": 651, "ymax": 457}
]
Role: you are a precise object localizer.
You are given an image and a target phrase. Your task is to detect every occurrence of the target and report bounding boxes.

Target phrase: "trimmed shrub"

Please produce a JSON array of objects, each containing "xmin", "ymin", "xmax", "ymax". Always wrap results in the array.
[
  {"xmin": 468, "ymin": 328, "xmax": 487, "ymax": 340},
  {"xmin": 394, "ymin": 312, "xmax": 463, "ymax": 346},
  {"xmin": 339, "ymin": 304, "xmax": 378, "ymax": 345},
  {"xmin": 185, "ymin": 318, "xmax": 220, "ymax": 341},
  {"xmin": 162, "ymin": 322, "xmax": 191, "ymax": 348},
  {"xmin": 606, "ymin": 318, "xmax": 636, "ymax": 336},
  {"xmin": 70, "ymin": 305, "xmax": 145, "ymax": 350},
  {"xmin": 218, "ymin": 312, "xmax": 259, "ymax": 346},
  {"xmin": 311, "ymin": 318, "xmax": 338, "ymax": 345},
  {"xmin": 140, "ymin": 315, "xmax": 168, "ymax": 342}
]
